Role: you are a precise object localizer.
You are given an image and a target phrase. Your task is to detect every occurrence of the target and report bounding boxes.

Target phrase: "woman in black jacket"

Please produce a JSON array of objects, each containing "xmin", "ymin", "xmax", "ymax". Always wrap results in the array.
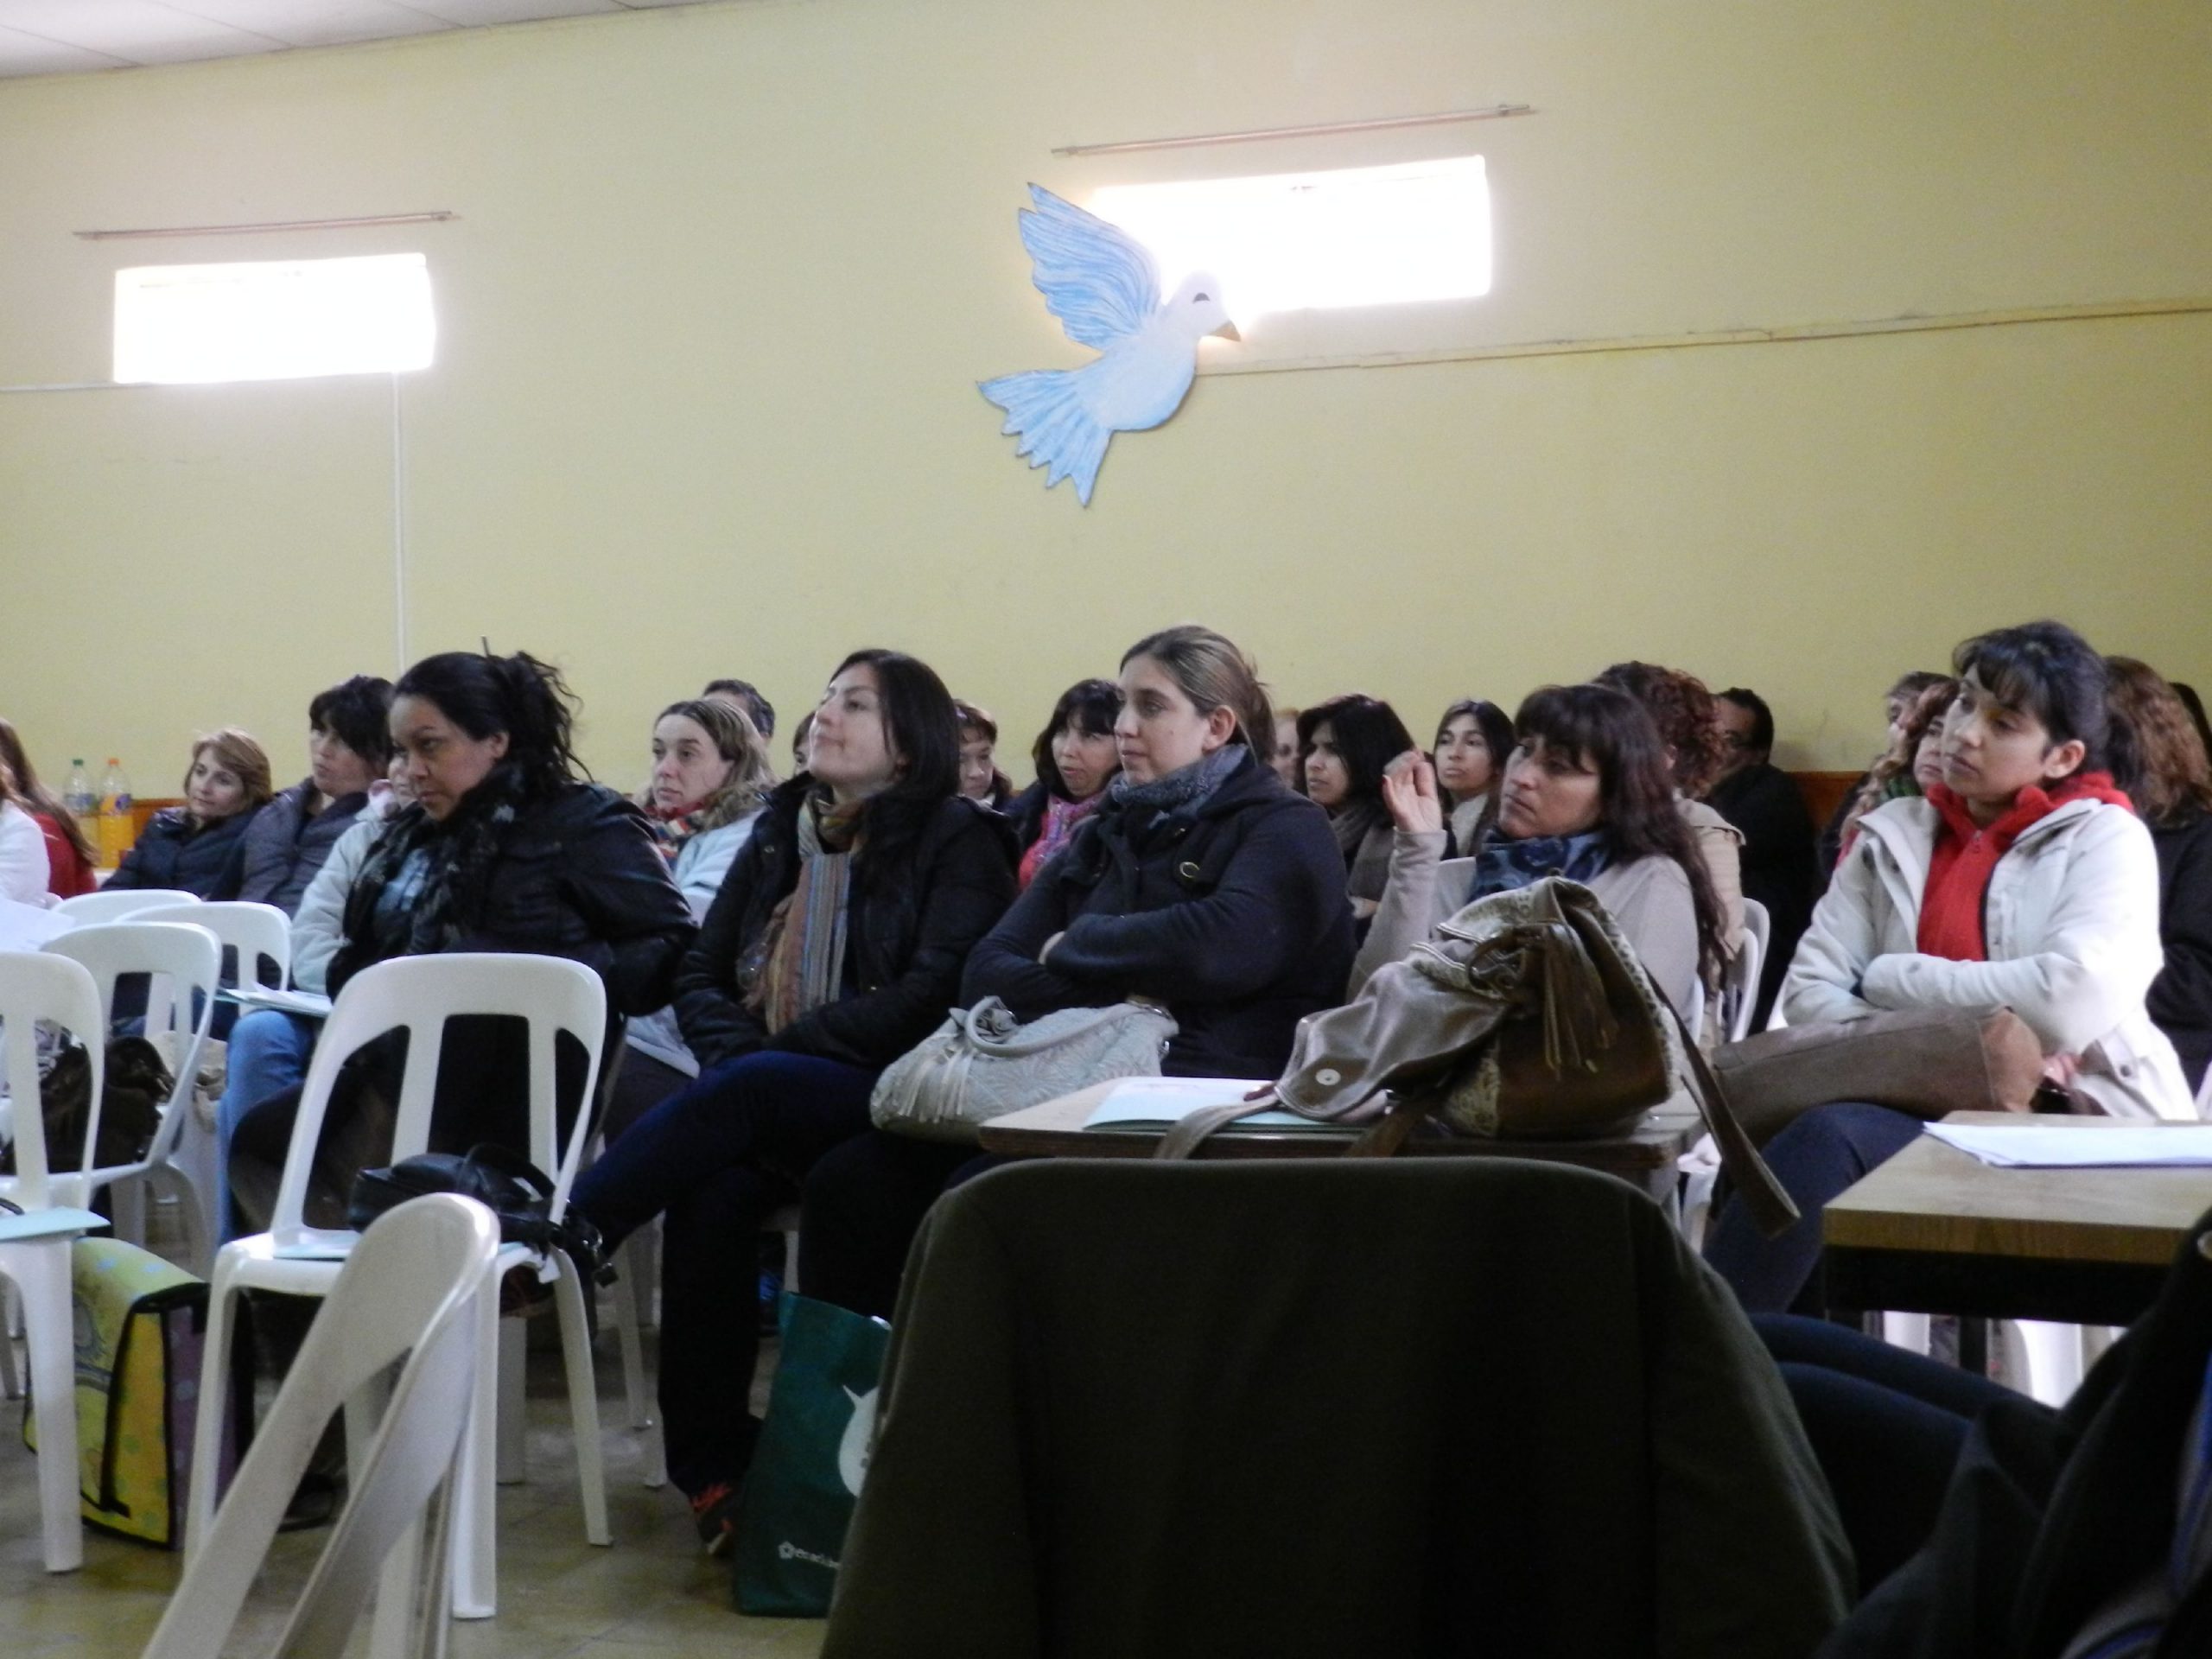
[
  {"xmin": 2109, "ymin": 656, "xmax": 2212, "ymax": 1096},
  {"xmin": 1001, "ymin": 676, "xmax": 1122, "ymax": 889},
  {"xmin": 797, "ymin": 626, "xmax": 1354, "ymax": 1364},
  {"xmin": 568, "ymin": 649, "xmax": 1016, "ymax": 1543},
  {"xmin": 226, "ymin": 652, "xmax": 693, "ymax": 1232}
]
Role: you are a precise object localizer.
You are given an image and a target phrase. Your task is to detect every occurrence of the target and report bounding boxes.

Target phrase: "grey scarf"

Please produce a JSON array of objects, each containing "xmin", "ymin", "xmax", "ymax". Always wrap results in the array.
[{"xmin": 1109, "ymin": 743, "xmax": 1248, "ymax": 817}]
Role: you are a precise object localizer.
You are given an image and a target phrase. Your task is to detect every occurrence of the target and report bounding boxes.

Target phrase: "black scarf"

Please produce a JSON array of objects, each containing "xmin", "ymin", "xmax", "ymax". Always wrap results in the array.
[{"xmin": 345, "ymin": 762, "xmax": 532, "ymax": 962}]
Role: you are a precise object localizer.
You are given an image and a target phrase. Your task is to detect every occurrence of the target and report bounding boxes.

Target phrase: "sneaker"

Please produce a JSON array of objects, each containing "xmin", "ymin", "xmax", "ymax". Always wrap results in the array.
[{"xmin": 690, "ymin": 1479, "xmax": 743, "ymax": 1555}]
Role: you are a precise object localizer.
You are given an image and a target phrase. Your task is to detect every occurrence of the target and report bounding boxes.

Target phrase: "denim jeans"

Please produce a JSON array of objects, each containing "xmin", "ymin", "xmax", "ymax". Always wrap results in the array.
[
  {"xmin": 569, "ymin": 1048, "xmax": 880, "ymax": 1497},
  {"xmin": 215, "ymin": 1009, "xmax": 319, "ymax": 1240}
]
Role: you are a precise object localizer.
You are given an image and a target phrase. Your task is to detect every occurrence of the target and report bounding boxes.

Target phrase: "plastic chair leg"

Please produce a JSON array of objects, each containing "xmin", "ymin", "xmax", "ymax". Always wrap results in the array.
[
  {"xmin": 3, "ymin": 1242, "xmax": 85, "ymax": 1572},
  {"xmin": 0, "ymin": 1280, "xmax": 21, "ymax": 1401},
  {"xmin": 611, "ymin": 1241, "xmax": 652, "ymax": 1431},
  {"xmin": 496, "ymin": 1317, "xmax": 526, "ymax": 1484},
  {"xmin": 448, "ymin": 1286, "xmax": 499, "ymax": 1620},
  {"xmin": 553, "ymin": 1258, "xmax": 612, "ymax": 1548},
  {"xmin": 1880, "ymin": 1312, "xmax": 1932, "ymax": 1357},
  {"xmin": 183, "ymin": 1266, "xmax": 238, "ymax": 1567},
  {"xmin": 110, "ymin": 1179, "xmax": 148, "ymax": 1249}
]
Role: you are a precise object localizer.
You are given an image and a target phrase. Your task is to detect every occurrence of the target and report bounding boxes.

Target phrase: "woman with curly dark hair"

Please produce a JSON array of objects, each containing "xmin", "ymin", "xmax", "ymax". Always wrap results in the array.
[
  {"xmin": 1832, "ymin": 677, "xmax": 1959, "ymax": 860},
  {"xmin": 2107, "ymin": 656, "xmax": 2212, "ymax": 1096},
  {"xmin": 1359, "ymin": 682, "xmax": 1726, "ymax": 1017},
  {"xmin": 226, "ymin": 651, "xmax": 694, "ymax": 1233}
]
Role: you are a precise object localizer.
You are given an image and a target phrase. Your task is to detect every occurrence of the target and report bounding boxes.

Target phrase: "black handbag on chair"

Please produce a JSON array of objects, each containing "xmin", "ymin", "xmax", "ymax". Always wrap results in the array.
[{"xmin": 346, "ymin": 1143, "xmax": 612, "ymax": 1283}]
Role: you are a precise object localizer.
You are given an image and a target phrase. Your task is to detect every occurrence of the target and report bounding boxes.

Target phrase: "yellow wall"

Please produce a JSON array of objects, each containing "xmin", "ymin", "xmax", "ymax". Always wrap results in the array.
[{"xmin": 2, "ymin": 0, "xmax": 2207, "ymax": 793}]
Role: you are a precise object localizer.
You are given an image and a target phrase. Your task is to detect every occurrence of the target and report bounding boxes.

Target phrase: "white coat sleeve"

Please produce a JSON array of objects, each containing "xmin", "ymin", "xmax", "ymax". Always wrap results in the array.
[
  {"xmin": 0, "ymin": 804, "xmax": 52, "ymax": 905},
  {"xmin": 1858, "ymin": 809, "xmax": 2164, "ymax": 1055},
  {"xmin": 1779, "ymin": 836, "xmax": 1888, "ymax": 1027},
  {"xmin": 290, "ymin": 817, "xmax": 378, "ymax": 994}
]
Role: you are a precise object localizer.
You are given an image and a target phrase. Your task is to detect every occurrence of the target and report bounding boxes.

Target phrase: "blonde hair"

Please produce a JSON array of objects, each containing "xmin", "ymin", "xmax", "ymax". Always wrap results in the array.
[
  {"xmin": 657, "ymin": 698, "xmax": 778, "ymax": 829},
  {"xmin": 183, "ymin": 728, "xmax": 274, "ymax": 821},
  {"xmin": 1120, "ymin": 625, "xmax": 1274, "ymax": 753}
]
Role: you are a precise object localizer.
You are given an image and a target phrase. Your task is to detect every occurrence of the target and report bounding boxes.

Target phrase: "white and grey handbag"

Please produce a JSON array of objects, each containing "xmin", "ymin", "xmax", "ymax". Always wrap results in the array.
[{"xmin": 869, "ymin": 995, "xmax": 1179, "ymax": 1144}]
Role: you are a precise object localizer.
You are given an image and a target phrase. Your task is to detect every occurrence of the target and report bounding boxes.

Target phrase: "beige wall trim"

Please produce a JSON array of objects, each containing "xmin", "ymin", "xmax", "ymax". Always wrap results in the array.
[{"xmin": 1205, "ymin": 296, "xmax": 2212, "ymax": 378}]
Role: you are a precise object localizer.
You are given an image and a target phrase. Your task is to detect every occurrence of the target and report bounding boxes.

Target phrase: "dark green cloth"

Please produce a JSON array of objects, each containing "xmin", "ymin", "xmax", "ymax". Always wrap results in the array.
[{"xmin": 825, "ymin": 1159, "xmax": 1853, "ymax": 1659}]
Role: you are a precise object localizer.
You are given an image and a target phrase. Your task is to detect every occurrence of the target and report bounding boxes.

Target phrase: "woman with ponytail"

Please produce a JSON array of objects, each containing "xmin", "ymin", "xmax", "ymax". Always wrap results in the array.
[
  {"xmin": 226, "ymin": 650, "xmax": 693, "ymax": 1233},
  {"xmin": 565, "ymin": 648, "xmax": 1018, "ymax": 1546}
]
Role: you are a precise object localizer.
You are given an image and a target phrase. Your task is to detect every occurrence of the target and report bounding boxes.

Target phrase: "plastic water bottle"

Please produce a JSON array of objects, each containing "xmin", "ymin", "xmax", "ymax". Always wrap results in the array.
[
  {"xmin": 64, "ymin": 759, "xmax": 97, "ymax": 847},
  {"xmin": 97, "ymin": 758, "xmax": 133, "ymax": 869}
]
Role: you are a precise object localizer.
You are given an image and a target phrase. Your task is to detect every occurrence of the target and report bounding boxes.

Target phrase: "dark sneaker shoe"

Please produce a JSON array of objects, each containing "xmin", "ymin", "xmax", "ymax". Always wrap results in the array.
[{"xmin": 690, "ymin": 1480, "xmax": 743, "ymax": 1555}]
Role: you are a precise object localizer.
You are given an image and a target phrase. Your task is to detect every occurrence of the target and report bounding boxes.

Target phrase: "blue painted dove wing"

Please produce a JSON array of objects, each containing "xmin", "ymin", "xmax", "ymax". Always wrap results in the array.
[{"xmin": 982, "ymin": 185, "xmax": 1237, "ymax": 505}]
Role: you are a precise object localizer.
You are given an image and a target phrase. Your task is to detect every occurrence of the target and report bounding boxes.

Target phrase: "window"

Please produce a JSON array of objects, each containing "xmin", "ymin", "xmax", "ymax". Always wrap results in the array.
[
  {"xmin": 1086, "ymin": 157, "xmax": 1490, "ymax": 325},
  {"xmin": 113, "ymin": 252, "xmax": 435, "ymax": 385}
]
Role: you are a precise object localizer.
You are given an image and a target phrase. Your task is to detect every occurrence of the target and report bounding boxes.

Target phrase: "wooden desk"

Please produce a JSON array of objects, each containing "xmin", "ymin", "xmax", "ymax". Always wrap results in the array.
[
  {"xmin": 1822, "ymin": 1113, "xmax": 2212, "ymax": 1327},
  {"xmin": 976, "ymin": 1083, "xmax": 1705, "ymax": 1207}
]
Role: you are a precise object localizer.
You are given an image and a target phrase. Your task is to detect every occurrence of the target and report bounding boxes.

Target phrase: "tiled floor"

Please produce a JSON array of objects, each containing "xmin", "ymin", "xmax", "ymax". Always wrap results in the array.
[{"xmin": 0, "ymin": 1291, "xmax": 825, "ymax": 1658}]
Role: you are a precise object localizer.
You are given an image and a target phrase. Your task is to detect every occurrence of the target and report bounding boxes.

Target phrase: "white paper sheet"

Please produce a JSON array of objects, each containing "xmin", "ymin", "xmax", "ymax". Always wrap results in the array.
[
  {"xmin": 0, "ymin": 898, "xmax": 74, "ymax": 953},
  {"xmin": 1083, "ymin": 1076, "xmax": 1347, "ymax": 1133},
  {"xmin": 224, "ymin": 987, "xmax": 335, "ymax": 1020},
  {"xmin": 1924, "ymin": 1122, "xmax": 2212, "ymax": 1168}
]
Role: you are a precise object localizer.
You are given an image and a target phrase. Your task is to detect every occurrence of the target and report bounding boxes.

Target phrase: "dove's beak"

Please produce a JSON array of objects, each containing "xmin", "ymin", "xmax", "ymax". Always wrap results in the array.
[{"xmin": 1210, "ymin": 320, "xmax": 1242, "ymax": 342}]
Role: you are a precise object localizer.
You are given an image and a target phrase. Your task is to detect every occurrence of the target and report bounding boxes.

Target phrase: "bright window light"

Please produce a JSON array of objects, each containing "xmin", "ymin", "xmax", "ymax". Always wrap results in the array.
[
  {"xmin": 1088, "ymin": 157, "xmax": 1490, "ymax": 324},
  {"xmin": 114, "ymin": 253, "xmax": 435, "ymax": 385}
]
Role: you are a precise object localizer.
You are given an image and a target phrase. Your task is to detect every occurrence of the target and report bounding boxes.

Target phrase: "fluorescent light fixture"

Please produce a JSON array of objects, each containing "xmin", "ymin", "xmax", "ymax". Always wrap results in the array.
[
  {"xmin": 1087, "ymin": 157, "xmax": 1491, "ymax": 324},
  {"xmin": 114, "ymin": 252, "xmax": 435, "ymax": 385}
]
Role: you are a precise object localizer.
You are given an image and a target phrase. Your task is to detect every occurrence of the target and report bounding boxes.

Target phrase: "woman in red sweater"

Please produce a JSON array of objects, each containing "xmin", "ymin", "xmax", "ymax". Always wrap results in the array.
[{"xmin": 0, "ymin": 718, "xmax": 96, "ymax": 899}]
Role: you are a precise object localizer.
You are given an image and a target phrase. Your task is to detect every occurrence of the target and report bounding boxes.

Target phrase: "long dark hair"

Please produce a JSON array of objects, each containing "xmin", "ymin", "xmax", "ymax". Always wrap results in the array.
[
  {"xmin": 393, "ymin": 651, "xmax": 584, "ymax": 802},
  {"xmin": 1953, "ymin": 620, "xmax": 2110, "ymax": 774},
  {"xmin": 1031, "ymin": 678, "xmax": 1122, "ymax": 801},
  {"xmin": 825, "ymin": 648, "xmax": 962, "ymax": 879},
  {"xmin": 0, "ymin": 717, "xmax": 95, "ymax": 868},
  {"xmin": 1297, "ymin": 694, "xmax": 1416, "ymax": 805},
  {"xmin": 1514, "ymin": 683, "xmax": 1727, "ymax": 977}
]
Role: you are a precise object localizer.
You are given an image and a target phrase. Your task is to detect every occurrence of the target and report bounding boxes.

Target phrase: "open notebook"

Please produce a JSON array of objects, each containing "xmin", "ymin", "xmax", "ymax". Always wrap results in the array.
[{"xmin": 1081, "ymin": 1076, "xmax": 1349, "ymax": 1134}]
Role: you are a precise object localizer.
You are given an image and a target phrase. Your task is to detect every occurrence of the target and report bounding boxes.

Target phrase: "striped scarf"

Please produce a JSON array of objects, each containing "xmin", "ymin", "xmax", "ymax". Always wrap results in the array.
[{"xmin": 741, "ymin": 794, "xmax": 862, "ymax": 1035}]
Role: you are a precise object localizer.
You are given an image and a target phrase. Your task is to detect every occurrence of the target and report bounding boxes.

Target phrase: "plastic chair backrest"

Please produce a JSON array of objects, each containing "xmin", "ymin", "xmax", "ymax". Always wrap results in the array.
[
  {"xmin": 43, "ymin": 921, "xmax": 220, "ymax": 1145},
  {"xmin": 0, "ymin": 951, "xmax": 106, "ymax": 1208},
  {"xmin": 137, "ymin": 900, "xmax": 292, "ymax": 994},
  {"xmin": 140, "ymin": 1192, "xmax": 499, "ymax": 1659},
  {"xmin": 269, "ymin": 953, "xmax": 607, "ymax": 1249},
  {"xmin": 1724, "ymin": 899, "xmax": 1770, "ymax": 1044},
  {"xmin": 54, "ymin": 888, "xmax": 200, "ymax": 923}
]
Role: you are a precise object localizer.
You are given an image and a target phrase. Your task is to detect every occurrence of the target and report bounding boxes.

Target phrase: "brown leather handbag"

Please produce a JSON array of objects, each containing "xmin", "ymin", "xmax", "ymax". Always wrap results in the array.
[
  {"xmin": 1712, "ymin": 1005, "xmax": 2049, "ymax": 1147},
  {"xmin": 1157, "ymin": 878, "xmax": 1797, "ymax": 1236}
]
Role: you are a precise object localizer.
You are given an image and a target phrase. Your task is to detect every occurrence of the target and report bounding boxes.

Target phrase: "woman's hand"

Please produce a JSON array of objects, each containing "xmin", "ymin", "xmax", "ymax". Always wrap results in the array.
[
  {"xmin": 2042, "ymin": 1052, "xmax": 2082, "ymax": 1087},
  {"xmin": 1381, "ymin": 750, "xmax": 1446, "ymax": 836}
]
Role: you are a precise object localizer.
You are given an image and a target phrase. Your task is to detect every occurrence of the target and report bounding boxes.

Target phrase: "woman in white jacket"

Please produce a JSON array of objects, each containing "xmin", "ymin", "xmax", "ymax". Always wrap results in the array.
[{"xmin": 1707, "ymin": 621, "xmax": 2193, "ymax": 1313}]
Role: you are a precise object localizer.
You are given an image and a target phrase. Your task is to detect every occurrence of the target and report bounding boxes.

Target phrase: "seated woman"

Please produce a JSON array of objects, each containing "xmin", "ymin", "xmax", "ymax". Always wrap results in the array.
[
  {"xmin": 1298, "ymin": 692, "xmax": 1417, "ymax": 922},
  {"xmin": 2107, "ymin": 656, "xmax": 2212, "ymax": 1098},
  {"xmin": 108, "ymin": 728, "xmax": 272, "ymax": 898},
  {"xmin": 1357, "ymin": 682, "xmax": 1724, "ymax": 1020},
  {"xmin": 1817, "ymin": 668, "xmax": 1952, "ymax": 880},
  {"xmin": 564, "ymin": 650, "xmax": 1017, "ymax": 1547},
  {"xmin": 797, "ymin": 624, "xmax": 1355, "ymax": 1370},
  {"xmin": 226, "ymin": 651, "xmax": 693, "ymax": 1235},
  {"xmin": 238, "ymin": 676, "xmax": 393, "ymax": 916},
  {"xmin": 1832, "ymin": 676, "xmax": 1957, "ymax": 858},
  {"xmin": 0, "ymin": 719, "xmax": 96, "ymax": 899},
  {"xmin": 1001, "ymin": 677, "xmax": 1122, "ymax": 889},
  {"xmin": 954, "ymin": 699, "xmax": 1015, "ymax": 809},
  {"xmin": 610, "ymin": 696, "xmax": 779, "ymax": 1137},
  {"xmin": 1704, "ymin": 621, "xmax": 2194, "ymax": 1316},
  {"xmin": 1430, "ymin": 697, "xmax": 1516, "ymax": 855}
]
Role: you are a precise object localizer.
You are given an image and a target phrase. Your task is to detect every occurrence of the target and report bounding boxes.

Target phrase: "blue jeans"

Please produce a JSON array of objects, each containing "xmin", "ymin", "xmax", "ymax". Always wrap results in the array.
[
  {"xmin": 569, "ymin": 1049, "xmax": 880, "ymax": 1498},
  {"xmin": 1703, "ymin": 1100, "xmax": 1926, "ymax": 1313},
  {"xmin": 215, "ymin": 1009, "xmax": 319, "ymax": 1240}
]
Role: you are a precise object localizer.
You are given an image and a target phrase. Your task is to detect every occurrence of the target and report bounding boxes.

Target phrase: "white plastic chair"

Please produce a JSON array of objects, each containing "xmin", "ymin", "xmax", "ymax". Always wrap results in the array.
[
  {"xmin": 1722, "ymin": 899, "xmax": 1770, "ymax": 1045},
  {"xmin": 143, "ymin": 1192, "xmax": 500, "ymax": 1659},
  {"xmin": 0, "ymin": 951, "xmax": 110, "ymax": 1573},
  {"xmin": 137, "ymin": 899, "xmax": 292, "ymax": 995},
  {"xmin": 187, "ymin": 953, "xmax": 612, "ymax": 1622},
  {"xmin": 43, "ymin": 920, "xmax": 221, "ymax": 1273},
  {"xmin": 54, "ymin": 887, "xmax": 200, "ymax": 923}
]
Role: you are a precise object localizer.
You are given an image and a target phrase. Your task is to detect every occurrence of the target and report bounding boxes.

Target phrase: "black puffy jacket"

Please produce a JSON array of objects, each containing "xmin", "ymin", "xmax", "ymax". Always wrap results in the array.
[
  {"xmin": 962, "ymin": 748, "xmax": 1355, "ymax": 1079},
  {"xmin": 673, "ymin": 782, "xmax": 1019, "ymax": 1071},
  {"xmin": 107, "ymin": 806, "xmax": 250, "ymax": 899}
]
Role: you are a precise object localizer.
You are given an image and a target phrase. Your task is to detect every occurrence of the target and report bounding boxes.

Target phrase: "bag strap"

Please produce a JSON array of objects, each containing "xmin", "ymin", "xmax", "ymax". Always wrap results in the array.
[
  {"xmin": 1650, "ymin": 989, "xmax": 1799, "ymax": 1240},
  {"xmin": 459, "ymin": 1142, "xmax": 558, "ymax": 1204},
  {"xmin": 960, "ymin": 997, "xmax": 1163, "ymax": 1058}
]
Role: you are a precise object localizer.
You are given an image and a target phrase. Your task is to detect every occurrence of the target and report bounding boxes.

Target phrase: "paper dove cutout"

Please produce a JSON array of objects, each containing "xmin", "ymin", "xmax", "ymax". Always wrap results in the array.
[{"xmin": 981, "ymin": 185, "xmax": 1239, "ymax": 505}]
